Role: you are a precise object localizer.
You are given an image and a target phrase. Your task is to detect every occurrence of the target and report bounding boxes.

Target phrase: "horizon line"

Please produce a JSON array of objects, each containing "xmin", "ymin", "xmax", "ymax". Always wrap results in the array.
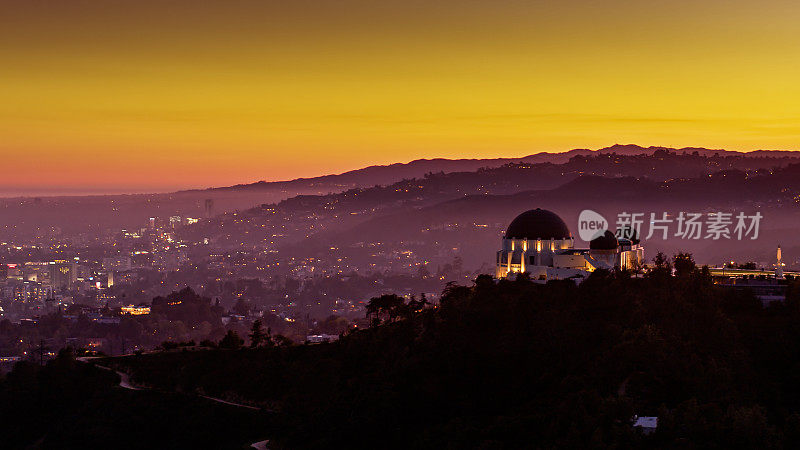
[{"xmin": 2, "ymin": 144, "xmax": 796, "ymax": 199}]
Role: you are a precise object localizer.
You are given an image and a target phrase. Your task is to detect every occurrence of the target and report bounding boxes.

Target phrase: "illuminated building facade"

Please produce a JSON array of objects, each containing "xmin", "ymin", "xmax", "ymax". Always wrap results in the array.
[
  {"xmin": 49, "ymin": 260, "xmax": 77, "ymax": 290},
  {"xmin": 495, "ymin": 208, "xmax": 644, "ymax": 281},
  {"xmin": 121, "ymin": 304, "xmax": 151, "ymax": 315}
]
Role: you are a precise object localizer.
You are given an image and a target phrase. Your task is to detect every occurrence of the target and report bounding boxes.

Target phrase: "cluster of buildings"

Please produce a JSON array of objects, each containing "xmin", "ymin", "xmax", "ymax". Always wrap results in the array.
[
  {"xmin": 707, "ymin": 246, "xmax": 797, "ymax": 305},
  {"xmin": 1, "ymin": 260, "xmax": 82, "ymax": 312},
  {"xmin": 493, "ymin": 208, "xmax": 794, "ymax": 306},
  {"xmin": 0, "ymin": 216, "xmax": 203, "ymax": 321},
  {"xmin": 0, "ymin": 257, "xmax": 146, "ymax": 323}
]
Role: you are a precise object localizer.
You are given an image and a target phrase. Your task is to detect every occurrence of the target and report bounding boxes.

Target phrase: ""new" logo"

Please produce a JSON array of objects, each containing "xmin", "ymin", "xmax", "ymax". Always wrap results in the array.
[{"xmin": 578, "ymin": 210, "xmax": 608, "ymax": 241}]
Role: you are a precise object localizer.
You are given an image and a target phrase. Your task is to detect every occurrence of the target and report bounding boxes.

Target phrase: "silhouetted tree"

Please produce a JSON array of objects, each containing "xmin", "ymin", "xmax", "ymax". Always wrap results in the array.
[
  {"xmin": 273, "ymin": 334, "xmax": 293, "ymax": 348},
  {"xmin": 249, "ymin": 320, "xmax": 268, "ymax": 347},
  {"xmin": 647, "ymin": 251, "xmax": 672, "ymax": 280},
  {"xmin": 673, "ymin": 252, "xmax": 697, "ymax": 278},
  {"xmin": 218, "ymin": 330, "xmax": 243, "ymax": 349},
  {"xmin": 366, "ymin": 294, "xmax": 406, "ymax": 323}
]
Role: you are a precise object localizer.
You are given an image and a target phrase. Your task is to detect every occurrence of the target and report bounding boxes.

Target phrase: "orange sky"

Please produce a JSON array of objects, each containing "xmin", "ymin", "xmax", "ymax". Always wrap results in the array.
[{"xmin": 2, "ymin": 0, "xmax": 800, "ymax": 195}]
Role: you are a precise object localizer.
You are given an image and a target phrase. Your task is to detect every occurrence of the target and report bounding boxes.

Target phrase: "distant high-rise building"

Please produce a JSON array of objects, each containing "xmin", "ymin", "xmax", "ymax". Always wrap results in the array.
[
  {"xmin": 5, "ymin": 264, "xmax": 22, "ymax": 280},
  {"xmin": 49, "ymin": 260, "xmax": 77, "ymax": 290},
  {"xmin": 204, "ymin": 199, "xmax": 214, "ymax": 218},
  {"xmin": 23, "ymin": 262, "xmax": 50, "ymax": 283},
  {"xmin": 102, "ymin": 256, "xmax": 132, "ymax": 272}
]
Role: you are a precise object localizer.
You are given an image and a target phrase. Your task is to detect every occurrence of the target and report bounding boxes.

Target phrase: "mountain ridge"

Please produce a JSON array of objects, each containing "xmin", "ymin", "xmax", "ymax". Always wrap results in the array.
[{"xmin": 191, "ymin": 144, "xmax": 800, "ymax": 193}]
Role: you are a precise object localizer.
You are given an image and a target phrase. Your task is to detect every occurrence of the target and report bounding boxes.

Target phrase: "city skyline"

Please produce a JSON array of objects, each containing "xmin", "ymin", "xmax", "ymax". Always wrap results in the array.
[{"xmin": 4, "ymin": 1, "xmax": 800, "ymax": 195}]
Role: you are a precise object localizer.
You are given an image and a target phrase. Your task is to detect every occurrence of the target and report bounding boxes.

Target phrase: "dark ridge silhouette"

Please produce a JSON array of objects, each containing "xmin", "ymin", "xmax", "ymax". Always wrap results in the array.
[{"xmin": 192, "ymin": 144, "xmax": 800, "ymax": 194}]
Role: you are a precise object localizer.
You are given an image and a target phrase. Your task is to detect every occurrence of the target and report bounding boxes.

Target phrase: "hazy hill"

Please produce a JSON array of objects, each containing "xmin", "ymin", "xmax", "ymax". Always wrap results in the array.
[
  {"xmin": 260, "ymin": 164, "xmax": 800, "ymax": 270},
  {"xmin": 199, "ymin": 143, "xmax": 799, "ymax": 194},
  {"xmin": 190, "ymin": 151, "xmax": 800, "ymax": 270},
  {"xmin": 2, "ymin": 145, "xmax": 799, "ymax": 241}
]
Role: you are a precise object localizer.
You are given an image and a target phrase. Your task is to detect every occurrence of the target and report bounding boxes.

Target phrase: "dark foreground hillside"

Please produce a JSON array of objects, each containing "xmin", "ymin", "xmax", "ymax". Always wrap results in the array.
[
  {"xmin": 102, "ymin": 258, "xmax": 800, "ymax": 449},
  {"xmin": 0, "ymin": 349, "xmax": 270, "ymax": 449}
]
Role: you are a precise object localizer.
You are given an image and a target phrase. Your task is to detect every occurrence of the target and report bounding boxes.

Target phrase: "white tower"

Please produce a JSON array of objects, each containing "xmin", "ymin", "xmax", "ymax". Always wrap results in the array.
[{"xmin": 776, "ymin": 245, "xmax": 784, "ymax": 278}]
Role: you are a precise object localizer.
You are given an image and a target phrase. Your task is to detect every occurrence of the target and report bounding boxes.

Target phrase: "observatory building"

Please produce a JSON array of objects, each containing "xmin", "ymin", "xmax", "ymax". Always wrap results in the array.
[{"xmin": 495, "ymin": 208, "xmax": 644, "ymax": 281}]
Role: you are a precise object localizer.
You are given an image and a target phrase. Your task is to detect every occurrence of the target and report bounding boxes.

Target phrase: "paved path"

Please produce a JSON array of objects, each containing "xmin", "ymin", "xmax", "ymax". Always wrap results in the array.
[
  {"xmin": 97, "ymin": 364, "xmax": 141, "ymax": 390},
  {"xmin": 77, "ymin": 358, "xmax": 142, "ymax": 391},
  {"xmin": 199, "ymin": 394, "xmax": 261, "ymax": 410},
  {"xmin": 77, "ymin": 357, "xmax": 269, "ymax": 447},
  {"xmin": 107, "ymin": 366, "xmax": 140, "ymax": 390},
  {"xmin": 251, "ymin": 440, "xmax": 270, "ymax": 450}
]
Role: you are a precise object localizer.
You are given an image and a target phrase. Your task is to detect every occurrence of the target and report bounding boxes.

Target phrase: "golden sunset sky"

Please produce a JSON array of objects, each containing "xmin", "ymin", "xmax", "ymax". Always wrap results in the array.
[{"xmin": 2, "ymin": 0, "xmax": 800, "ymax": 195}]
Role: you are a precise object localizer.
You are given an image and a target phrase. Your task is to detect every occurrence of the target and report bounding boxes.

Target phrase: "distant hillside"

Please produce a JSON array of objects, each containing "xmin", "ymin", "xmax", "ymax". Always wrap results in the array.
[
  {"xmin": 2, "ymin": 145, "xmax": 800, "ymax": 241},
  {"xmin": 195, "ymin": 151, "xmax": 800, "ymax": 256},
  {"xmin": 255, "ymin": 159, "xmax": 800, "ymax": 270},
  {"xmin": 198, "ymin": 143, "xmax": 800, "ymax": 194}
]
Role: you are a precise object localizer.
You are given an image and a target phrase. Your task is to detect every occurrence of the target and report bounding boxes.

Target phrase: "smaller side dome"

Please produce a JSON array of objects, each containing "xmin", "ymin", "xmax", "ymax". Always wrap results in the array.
[
  {"xmin": 616, "ymin": 226, "xmax": 640, "ymax": 245},
  {"xmin": 590, "ymin": 230, "xmax": 619, "ymax": 250}
]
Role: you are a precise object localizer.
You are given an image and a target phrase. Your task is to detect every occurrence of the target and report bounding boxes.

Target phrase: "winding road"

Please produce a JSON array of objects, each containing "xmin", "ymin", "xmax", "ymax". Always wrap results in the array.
[
  {"xmin": 77, "ymin": 357, "xmax": 141, "ymax": 390},
  {"xmin": 77, "ymin": 356, "xmax": 270, "ymax": 448}
]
